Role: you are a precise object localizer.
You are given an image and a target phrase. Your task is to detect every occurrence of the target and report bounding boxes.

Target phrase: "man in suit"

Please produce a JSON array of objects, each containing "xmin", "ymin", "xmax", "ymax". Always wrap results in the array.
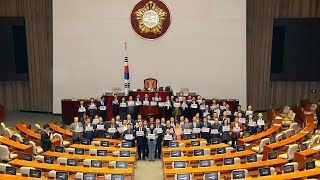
[
  {"xmin": 40, "ymin": 124, "xmax": 52, "ymax": 152},
  {"xmin": 182, "ymin": 117, "xmax": 191, "ymax": 139},
  {"xmin": 77, "ymin": 101, "xmax": 86, "ymax": 123},
  {"xmin": 97, "ymin": 96, "xmax": 107, "ymax": 121},
  {"xmin": 126, "ymin": 114, "xmax": 134, "ymax": 126},
  {"xmin": 234, "ymin": 105, "xmax": 245, "ymax": 119},
  {"xmin": 135, "ymin": 121, "xmax": 146, "ymax": 160},
  {"xmin": 154, "ymin": 118, "xmax": 163, "ymax": 159},
  {"xmin": 134, "ymin": 94, "xmax": 142, "ymax": 120},
  {"xmin": 94, "ymin": 116, "xmax": 106, "ymax": 138},
  {"xmin": 107, "ymin": 118, "xmax": 119, "ymax": 139},
  {"xmin": 200, "ymin": 117, "xmax": 211, "ymax": 142},
  {"xmin": 87, "ymin": 98, "xmax": 97, "ymax": 120},
  {"xmin": 256, "ymin": 113, "xmax": 266, "ymax": 133},
  {"xmin": 219, "ymin": 111, "xmax": 230, "ymax": 124},
  {"xmin": 164, "ymin": 96, "xmax": 173, "ymax": 120},
  {"xmin": 70, "ymin": 117, "xmax": 83, "ymax": 143},
  {"xmin": 191, "ymin": 116, "xmax": 201, "ymax": 138},
  {"xmin": 189, "ymin": 97, "xmax": 199, "ymax": 118},
  {"xmin": 221, "ymin": 104, "xmax": 232, "ymax": 120},
  {"xmin": 122, "ymin": 124, "xmax": 135, "ymax": 147},
  {"xmin": 230, "ymin": 117, "xmax": 243, "ymax": 148},
  {"xmin": 112, "ymin": 94, "xmax": 119, "ymax": 118},
  {"xmin": 84, "ymin": 117, "xmax": 94, "ymax": 142},
  {"xmin": 211, "ymin": 118, "xmax": 222, "ymax": 140},
  {"xmin": 246, "ymin": 114, "xmax": 257, "ymax": 135}
]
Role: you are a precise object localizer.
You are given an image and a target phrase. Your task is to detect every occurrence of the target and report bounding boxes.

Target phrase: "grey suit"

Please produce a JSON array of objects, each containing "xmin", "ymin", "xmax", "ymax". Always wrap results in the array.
[
  {"xmin": 146, "ymin": 128, "xmax": 157, "ymax": 160},
  {"xmin": 70, "ymin": 122, "xmax": 83, "ymax": 143}
]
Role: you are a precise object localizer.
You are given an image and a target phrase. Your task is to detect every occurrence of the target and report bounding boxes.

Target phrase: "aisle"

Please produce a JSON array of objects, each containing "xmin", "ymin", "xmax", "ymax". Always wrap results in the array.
[{"xmin": 135, "ymin": 159, "xmax": 163, "ymax": 180}]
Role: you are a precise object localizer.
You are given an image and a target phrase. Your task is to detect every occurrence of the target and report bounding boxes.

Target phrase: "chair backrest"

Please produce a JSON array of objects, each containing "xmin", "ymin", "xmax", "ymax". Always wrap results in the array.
[
  {"xmin": 65, "ymin": 148, "xmax": 75, "ymax": 154},
  {"xmin": 256, "ymin": 154, "xmax": 263, "ymax": 161},
  {"xmin": 309, "ymin": 135, "xmax": 319, "ymax": 148},
  {"xmin": 34, "ymin": 155, "xmax": 44, "ymax": 163},
  {"xmin": 0, "ymin": 145, "xmax": 10, "ymax": 161},
  {"xmin": 259, "ymin": 138, "xmax": 270, "ymax": 151},
  {"xmin": 34, "ymin": 124, "xmax": 41, "ymax": 130},
  {"xmin": 283, "ymin": 106, "xmax": 290, "ymax": 114},
  {"xmin": 29, "ymin": 141, "xmax": 38, "ymax": 154},
  {"xmin": 203, "ymin": 148, "xmax": 211, "ymax": 155},
  {"xmin": 310, "ymin": 104, "xmax": 317, "ymax": 111},
  {"xmin": 0, "ymin": 163, "xmax": 10, "ymax": 173},
  {"xmin": 91, "ymin": 141, "xmax": 100, "ymax": 146},
  {"xmin": 275, "ymin": 133, "xmax": 282, "ymax": 142},
  {"xmin": 226, "ymin": 147, "xmax": 234, "ymax": 153},
  {"xmin": 4, "ymin": 128, "xmax": 12, "ymax": 138},
  {"xmin": 48, "ymin": 170, "xmax": 56, "ymax": 179},
  {"xmin": 234, "ymin": 158, "xmax": 241, "ymax": 164},
  {"xmin": 57, "ymin": 157, "xmax": 68, "ymax": 165},
  {"xmin": 75, "ymin": 172, "xmax": 83, "ymax": 180},
  {"xmin": 88, "ymin": 149, "xmax": 97, "ymax": 156},
  {"xmin": 83, "ymin": 159, "xmax": 92, "ymax": 167},
  {"xmin": 287, "ymin": 144, "xmax": 299, "ymax": 160},
  {"xmin": 0, "ymin": 123, "xmax": 5, "ymax": 134},
  {"xmin": 289, "ymin": 123, "xmax": 298, "ymax": 133},
  {"xmin": 53, "ymin": 133, "xmax": 63, "ymax": 146},
  {"xmin": 20, "ymin": 167, "xmax": 35, "ymax": 177},
  {"xmin": 14, "ymin": 133, "xmax": 23, "ymax": 142}
]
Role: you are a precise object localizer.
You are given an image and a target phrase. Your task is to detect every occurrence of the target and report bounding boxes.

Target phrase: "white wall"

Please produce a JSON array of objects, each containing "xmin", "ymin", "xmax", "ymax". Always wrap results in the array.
[{"xmin": 53, "ymin": 0, "xmax": 246, "ymax": 114}]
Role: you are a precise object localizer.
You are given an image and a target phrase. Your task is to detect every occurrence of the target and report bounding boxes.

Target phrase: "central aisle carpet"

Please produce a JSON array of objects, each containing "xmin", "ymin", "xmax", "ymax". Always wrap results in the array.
[{"xmin": 135, "ymin": 159, "xmax": 163, "ymax": 180}]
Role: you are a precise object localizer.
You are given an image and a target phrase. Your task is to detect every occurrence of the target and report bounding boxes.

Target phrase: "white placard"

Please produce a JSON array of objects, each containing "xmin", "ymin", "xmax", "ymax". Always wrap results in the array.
[
  {"xmin": 158, "ymin": 102, "xmax": 164, "ymax": 107},
  {"xmin": 92, "ymin": 119, "xmax": 99, "ymax": 124},
  {"xmin": 211, "ymin": 129, "xmax": 219, "ymax": 134},
  {"xmin": 239, "ymin": 118, "xmax": 246, "ymax": 124},
  {"xmin": 181, "ymin": 103, "xmax": 188, "ymax": 108},
  {"xmin": 174, "ymin": 103, "xmax": 181, "ymax": 108},
  {"xmin": 164, "ymin": 134, "xmax": 173, "ymax": 140},
  {"xmin": 85, "ymin": 126, "xmax": 94, "ymax": 131},
  {"xmin": 246, "ymin": 110, "xmax": 253, "ymax": 116},
  {"xmin": 127, "ymin": 101, "xmax": 134, "ymax": 106},
  {"xmin": 108, "ymin": 128, "xmax": 116, "ymax": 133},
  {"xmin": 117, "ymin": 127, "xmax": 124, "ymax": 133},
  {"xmin": 136, "ymin": 131, "xmax": 144, "ymax": 136},
  {"xmin": 147, "ymin": 134, "xmax": 156, "ymax": 139},
  {"xmin": 192, "ymin": 128, "xmax": 200, "ymax": 134},
  {"xmin": 226, "ymin": 110, "xmax": 231, "ymax": 115},
  {"xmin": 150, "ymin": 101, "xmax": 157, "ymax": 106},
  {"xmin": 78, "ymin": 107, "xmax": 86, "ymax": 112},
  {"xmin": 210, "ymin": 105, "xmax": 216, "ymax": 110},
  {"xmin": 183, "ymin": 129, "xmax": 192, "ymax": 134},
  {"xmin": 76, "ymin": 127, "xmax": 83, "ymax": 133},
  {"xmin": 222, "ymin": 126, "xmax": 230, "ymax": 132},
  {"xmin": 191, "ymin": 104, "xmax": 198, "ymax": 108},
  {"xmin": 234, "ymin": 112, "xmax": 238, "ymax": 116},
  {"xmin": 120, "ymin": 103, "xmax": 127, "ymax": 107},
  {"xmin": 208, "ymin": 120, "xmax": 214, "ymax": 125},
  {"xmin": 248, "ymin": 121, "xmax": 256, "ymax": 126},
  {"xmin": 175, "ymin": 129, "xmax": 182, "ymax": 135},
  {"xmin": 88, "ymin": 104, "xmax": 96, "ymax": 109},
  {"xmin": 220, "ymin": 106, "xmax": 226, "ymax": 110},
  {"xmin": 233, "ymin": 127, "xmax": 240, "ymax": 132},
  {"xmin": 178, "ymin": 97, "xmax": 183, "ymax": 101},
  {"xmin": 116, "ymin": 121, "xmax": 122, "ymax": 126},
  {"xmin": 143, "ymin": 101, "xmax": 150, "ymax": 105},
  {"xmin": 197, "ymin": 100, "xmax": 202, "ymax": 104},
  {"xmin": 200, "ymin": 105, "xmax": 205, "ymax": 110},
  {"xmin": 155, "ymin": 128, "xmax": 163, "ymax": 133},
  {"xmin": 257, "ymin": 120, "xmax": 265, "ymax": 126},
  {"xmin": 112, "ymin": 100, "xmax": 118, "ymax": 104},
  {"xmin": 135, "ymin": 101, "xmax": 141, "ymax": 106},
  {"xmin": 99, "ymin": 106, "xmax": 107, "ymax": 110},
  {"xmin": 164, "ymin": 102, "xmax": 170, "ymax": 107},
  {"xmin": 202, "ymin": 127, "xmax": 210, "ymax": 132},
  {"xmin": 97, "ymin": 125, "xmax": 104, "ymax": 130},
  {"xmin": 125, "ymin": 134, "xmax": 133, "ymax": 140}
]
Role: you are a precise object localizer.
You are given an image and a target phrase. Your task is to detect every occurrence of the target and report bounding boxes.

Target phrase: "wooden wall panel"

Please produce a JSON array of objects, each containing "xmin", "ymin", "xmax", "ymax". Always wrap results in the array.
[
  {"xmin": 247, "ymin": 0, "xmax": 320, "ymax": 110},
  {"xmin": 0, "ymin": 0, "xmax": 52, "ymax": 112}
]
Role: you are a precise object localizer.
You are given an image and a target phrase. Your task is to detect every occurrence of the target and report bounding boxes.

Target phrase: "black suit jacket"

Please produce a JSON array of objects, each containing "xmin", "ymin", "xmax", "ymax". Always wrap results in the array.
[
  {"xmin": 134, "ymin": 127, "xmax": 147, "ymax": 143},
  {"xmin": 97, "ymin": 100, "xmax": 107, "ymax": 109},
  {"xmin": 40, "ymin": 130, "xmax": 52, "ymax": 152}
]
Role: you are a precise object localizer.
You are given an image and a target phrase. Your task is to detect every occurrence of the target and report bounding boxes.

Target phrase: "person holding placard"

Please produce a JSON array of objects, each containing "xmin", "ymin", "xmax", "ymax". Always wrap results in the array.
[
  {"xmin": 122, "ymin": 124, "xmax": 135, "ymax": 147},
  {"xmin": 256, "ymin": 113, "xmax": 266, "ymax": 133},
  {"xmin": 210, "ymin": 118, "xmax": 221, "ymax": 140},
  {"xmin": 163, "ymin": 128, "xmax": 173, "ymax": 147},
  {"xmin": 107, "ymin": 118, "xmax": 119, "ymax": 139},
  {"xmin": 172, "ymin": 97, "xmax": 182, "ymax": 120},
  {"xmin": 70, "ymin": 117, "xmax": 83, "ymax": 143},
  {"xmin": 182, "ymin": 118, "xmax": 192, "ymax": 139},
  {"xmin": 196, "ymin": 95, "xmax": 202, "ymax": 105},
  {"xmin": 202, "ymin": 105, "xmax": 212, "ymax": 119},
  {"xmin": 238, "ymin": 112, "xmax": 246, "ymax": 125},
  {"xmin": 97, "ymin": 96, "xmax": 107, "ymax": 121},
  {"xmin": 77, "ymin": 100, "xmax": 87, "ymax": 121},
  {"xmin": 189, "ymin": 96, "xmax": 199, "ymax": 118},
  {"xmin": 213, "ymin": 104, "xmax": 221, "ymax": 118},
  {"xmin": 201, "ymin": 117, "xmax": 212, "ymax": 142},
  {"xmin": 164, "ymin": 96, "xmax": 173, "ymax": 120},
  {"xmin": 230, "ymin": 117, "xmax": 243, "ymax": 148},
  {"xmin": 179, "ymin": 116, "xmax": 185, "ymax": 127},
  {"xmin": 134, "ymin": 94, "xmax": 141, "ymax": 120},
  {"xmin": 119, "ymin": 97, "xmax": 127, "ymax": 120},
  {"xmin": 146, "ymin": 123, "xmax": 157, "ymax": 161},
  {"xmin": 154, "ymin": 118, "xmax": 164, "ymax": 159},
  {"xmin": 174, "ymin": 122, "xmax": 183, "ymax": 140},
  {"xmin": 210, "ymin": 99, "xmax": 217, "ymax": 110},
  {"xmin": 112, "ymin": 94, "xmax": 120, "ymax": 118},
  {"xmin": 181, "ymin": 97, "xmax": 189, "ymax": 118},
  {"xmin": 135, "ymin": 121, "xmax": 147, "ymax": 160},
  {"xmin": 126, "ymin": 114, "xmax": 134, "ymax": 126},
  {"xmin": 221, "ymin": 119, "xmax": 231, "ymax": 144},
  {"xmin": 191, "ymin": 116, "xmax": 201, "ymax": 138},
  {"xmin": 246, "ymin": 114, "xmax": 257, "ymax": 135},
  {"xmin": 219, "ymin": 111, "xmax": 230, "ymax": 124},
  {"xmin": 94, "ymin": 116, "xmax": 106, "ymax": 138},
  {"xmin": 87, "ymin": 98, "xmax": 97, "ymax": 120},
  {"xmin": 92, "ymin": 115, "xmax": 100, "ymax": 124},
  {"xmin": 233, "ymin": 105, "xmax": 245, "ymax": 119},
  {"xmin": 84, "ymin": 117, "xmax": 94, "ymax": 142},
  {"xmin": 169, "ymin": 117, "xmax": 176, "ymax": 127},
  {"xmin": 150, "ymin": 97, "xmax": 158, "ymax": 106},
  {"xmin": 221, "ymin": 104, "xmax": 232, "ymax": 120},
  {"xmin": 127, "ymin": 96, "xmax": 135, "ymax": 117},
  {"xmin": 245, "ymin": 105, "xmax": 254, "ymax": 117}
]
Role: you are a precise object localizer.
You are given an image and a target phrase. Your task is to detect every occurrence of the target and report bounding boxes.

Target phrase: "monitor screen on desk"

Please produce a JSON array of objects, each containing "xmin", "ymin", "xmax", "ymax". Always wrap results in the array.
[
  {"xmin": 267, "ymin": 152, "xmax": 277, "ymax": 160},
  {"xmin": 199, "ymin": 160, "xmax": 211, "ymax": 167},
  {"xmin": 194, "ymin": 149, "xmax": 204, "ymax": 156},
  {"xmin": 75, "ymin": 148, "xmax": 84, "ymax": 155},
  {"xmin": 81, "ymin": 139, "xmax": 90, "ymax": 145},
  {"xmin": 216, "ymin": 147, "xmax": 226, "ymax": 154},
  {"xmin": 305, "ymin": 161, "xmax": 315, "ymax": 170},
  {"xmin": 55, "ymin": 146, "xmax": 65, "ymax": 153},
  {"xmin": 97, "ymin": 150, "xmax": 108, "ymax": 156},
  {"xmin": 100, "ymin": 141, "xmax": 110, "ymax": 147},
  {"xmin": 173, "ymin": 161, "xmax": 187, "ymax": 168},
  {"xmin": 232, "ymin": 170, "xmax": 246, "ymax": 179},
  {"xmin": 22, "ymin": 138, "xmax": 29, "ymax": 145},
  {"xmin": 190, "ymin": 134, "xmax": 197, "ymax": 139},
  {"xmin": 224, "ymin": 158, "xmax": 235, "ymax": 165},
  {"xmin": 283, "ymin": 164, "xmax": 295, "ymax": 174},
  {"xmin": 44, "ymin": 156, "xmax": 54, "ymax": 164},
  {"xmin": 56, "ymin": 171, "xmax": 69, "ymax": 180},
  {"xmin": 5, "ymin": 166, "xmax": 17, "ymax": 175},
  {"xmin": 29, "ymin": 169, "xmax": 42, "ymax": 178},
  {"xmin": 104, "ymin": 133, "xmax": 112, "ymax": 139},
  {"xmin": 23, "ymin": 153, "xmax": 33, "ymax": 161},
  {"xmin": 170, "ymin": 150, "xmax": 182, "ymax": 157},
  {"xmin": 204, "ymin": 172, "xmax": 219, "ymax": 180},
  {"xmin": 259, "ymin": 167, "xmax": 271, "ymax": 176},
  {"xmin": 236, "ymin": 145, "xmax": 245, "ymax": 152},
  {"xmin": 211, "ymin": 138, "xmax": 220, "ymax": 144},
  {"xmin": 83, "ymin": 173, "xmax": 96, "ymax": 180},
  {"xmin": 10, "ymin": 135, "xmax": 17, "ymax": 141},
  {"xmin": 246, "ymin": 154, "xmax": 257, "ymax": 163},
  {"xmin": 191, "ymin": 140, "xmax": 200, "ymax": 147},
  {"xmin": 116, "ymin": 161, "xmax": 128, "ymax": 169},
  {"xmin": 111, "ymin": 174, "xmax": 125, "ymax": 180},
  {"xmin": 300, "ymin": 143, "xmax": 307, "ymax": 151},
  {"xmin": 67, "ymin": 159, "xmax": 78, "ymax": 166},
  {"xmin": 176, "ymin": 174, "xmax": 190, "ymax": 180},
  {"xmin": 119, "ymin": 151, "xmax": 130, "ymax": 157},
  {"xmin": 121, "ymin": 142, "xmax": 131, "ymax": 148},
  {"xmin": 169, "ymin": 141, "xmax": 179, "ymax": 148},
  {"xmin": 91, "ymin": 160, "xmax": 102, "ymax": 168}
]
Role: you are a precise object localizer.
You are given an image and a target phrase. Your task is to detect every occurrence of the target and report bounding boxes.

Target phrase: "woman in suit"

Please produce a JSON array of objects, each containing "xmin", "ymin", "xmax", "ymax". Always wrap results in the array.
[
  {"xmin": 174, "ymin": 121, "xmax": 182, "ymax": 140},
  {"xmin": 172, "ymin": 97, "xmax": 182, "ymax": 120},
  {"xmin": 163, "ymin": 128, "xmax": 173, "ymax": 147},
  {"xmin": 221, "ymin": 118, "xmax": 231, "ymax": 144},
  {"xmin": 230, "ymin": 117, "xmax": 243, "ymax": 148},
  {"xmin": 146, "ymin": 123, "xmax": 157, "ymax": 161}
]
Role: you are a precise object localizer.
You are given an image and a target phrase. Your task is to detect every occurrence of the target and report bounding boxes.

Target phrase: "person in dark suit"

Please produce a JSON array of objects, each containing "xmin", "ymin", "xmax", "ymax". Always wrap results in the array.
[
  {"xmin": 97, "ymin": 96, "xmax": 107, "ymax": 121},
  {"xmin": 154, "ymin": 119, "xmax": 163, "ymax": 159},
  {"xmin": 256, "ymin": 113, "xmax": 266, "ymax": 133},
  {"xmin": 135, "ymin": 121, "xmax": 147, "ymax": 160},
  {"xmin": 122, "ymin": 124, "xmax": 135, "ymax": 147},
  {"xmin": 181, "ymin": 97, "xmax": 189, "ymax": 119},
  {"xmin": 182, "ymin": 118, "xmax": 191, "ymax": 139},
  {"xmin": 94, "ymin": 116, "xmax": 106, "ymax": 138},
  {"xmin": 221, "ymin": 119, "xmax": 231, "ymax": 144},
  {"xmin": 119, "ymin": 97, "xmax": 127, "ymax": 120},
  {"xmin": 77, "ymin": 100, "xmax": 86, "ymax": 122},
  {"xmin": 189, "ymin": 97, "xmax": 199, "ymax": 118},
  {"xmin": 106, "ymin": 118, "xmax": 119, "ymax": 139},
  {"xmin": 233, "ymin": 105, "xmax": 245, "ymax": 119},
  {"xmin": 134, "ymin": 94, "xmax": 142, "ymax": 120},
  {"xmin": 70, "ymin": 117, "xmax": 83, "ymax": 143},
  {"xmin": 211, "ymin": 118, "xmax": 222, "ymax": 140},
  {"xmin": 127, "ymin": 96, "xmax": 135, "ymax": 118},
  {"xmin": 202, "ymin": 105, "xmax": 212, "ymax": 119},
  {"xmin": 112, "ymin": 94, "xmax": 119, "ymax": 118},
  {"xmin": 246, "ymin": 114, "xmax": 257, "ymax": 135},
  {"xmin": 87, "ymin": 98, "xmax": 97, "ymax": 120},
  {"xmin": 84, "ymin": 117, "xmax": 94, "ymax": 142},
  {"xmin": 230, "ymin": 117, "xmax": 243, "ymax": 148},
  {"xmin": 219, "ymin": 111, "xmax": 230, "ymax": 124},
  {"xmin": 221, "ymin": 104, "xmax": 232, "ymax": 121},
  {"xmin": 200, "ymin": 117, "xmax": 211, "ymax": 142},
  {"xmin": 40, "ymin": 124, "xmax": 52, "ymax": 152},
  {"xmin": 164, "ymin": 96, "xmax": 173, "ymax": 120},
  {"xmin": 191, "ymin": 116, "xmax": 201, "ymax": 138}
]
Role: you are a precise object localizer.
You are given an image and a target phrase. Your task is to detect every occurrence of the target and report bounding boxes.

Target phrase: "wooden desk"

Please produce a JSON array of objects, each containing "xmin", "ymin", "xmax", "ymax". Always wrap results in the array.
[
  {"xmin": 9, "ymin": 159, "xmax": 133, "ymax": 175},
  {"xmin": 238, "ymin": 124, "xmax": 281, "ymax": 145},
  {"xmin": 70, "ymin": 144, "xmax": 137, "ymax": 153},
  {"xmin": 294, "ymin": 145, "xmax": 320, "ymax": 170},
  {"xmin": 263, "ymin": 122, "xmax": 315, "ymax": 160},
  {"xmin": 163, "ymin": 150, "xmax": 256, "ymax": 165},
  {"xmin": 245, "ymin": 168, "xmax": 320, "ymax": 179},
  {"xmin": 93, "ymin": 138, "xmax": 124, "ymax": 145},
  {"xmin": 49, "ymin": 123, "xmax": 72, "ymax": 137},
  {"xmin": 42, "ymin": 151, "xmax": 135, "ymax": 163},
  {"xmin": 162, "ymin": 144, "xmax": 229, "ymax": 154},
  {"xmin": 163, "ymin": 158, "xmax": 287, "ymax": 178},
  {"xmin": 0, "ymin": 137, "xmax": 33, "ymax": 154},
  {"xmin": 0, "ymin": 174, "xmax": 48, "ymax": 179},
  {"xmin": 16, "ymin": 123, "xmax": 60, "ymax": 147},
  {"xmin": 175, "ymin": 138, "xmax": 206, "ymax": 145}
]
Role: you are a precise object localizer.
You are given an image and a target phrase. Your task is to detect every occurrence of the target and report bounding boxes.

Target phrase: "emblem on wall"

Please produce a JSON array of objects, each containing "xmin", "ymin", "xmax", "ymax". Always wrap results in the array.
[{"xmin": 131, "ymin": 0, "xmax": 171, "ymax": 40}]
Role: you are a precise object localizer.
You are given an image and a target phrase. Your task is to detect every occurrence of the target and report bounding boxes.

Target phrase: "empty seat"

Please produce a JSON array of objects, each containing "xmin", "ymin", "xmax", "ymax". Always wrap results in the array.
[
  {"xmin": 54, "ymin": 133, "xmax": 71, "ymax": 147},
  {"xmin": 252, "ymin": 138, "xmax": 270, "ymax": 153},
  {"xmin": 0, "ymin": 122, "xmax": 6, "ymax": 135},
  {"xmin": 275, "ymin": 133, "xmax": 283, "ymax": 142},
  {"xmin": 282, "ymin": 129, "xmax": 294, "ymax": 137},
  {"xmin": 83, "ymin": 159, "xmax": 93, "ymax": 167},
  {"xmin": 231, "ymin": 169, "xmax": 248, "ymax": 179},
  {"xmin": 34, "ymin": 124, "xmax": 41, "ymax": 131},
  {"xmin": 48, "ymin": 170, "xmax": 56, "ymax": 179},
  {"xmin": 34, "ymin": 155, "xmax": 44, "ymax": 163},
  {"xmin": 75, "ymin": 172, "xmax": 83, "ymax": 180},
  {"xmin": 29, "ymin": 141, "xmax": 43, "ymax": 155},
  {"xmin": 179, "ymin": 143, "xmax": 185, "ymax": 147},
  {"xmin": 279, "ymin": 144, "xmax": 298, "ymax": 161},
  {"xmin": 4, "ymin": 128, "xmax": 12, "ymax": 138},
  {"xmin": 89, "ymin": 149, "xmax": 98, "ymax": 156},
  {"xmin": 226, "ymin": 147, "xmax": 234, "ymax": 153},
  {"xmin": 200, "ymin": 141, "xmax": 207, "ymax": 146},
  {"xmin": 20, "ymin": 167, "xmax": 35, "ymax": 177},
  {"xmin": 65, "ymin": 148, "xmax": 75, "ymax": 154},
  {"xmin": 57, "ymin": 157, "xmax": 68, "ymax": 165},
  {"xmin": 289, "ymin": 123, "xmax": 298, "ymax": 133},
  {"xmin": 306, "ymin": 135, "xmax": 319, "ymax": 148},
  {"xmin": 91, "ymin": 141, "xmax": 100, "ymax": 146},
  {"xmin": 203, "ymin": 148, "xmax": 211, "ymax": 155},
  {"xmin": 109, "ymin": 161, "xmax": 116, "ymax": 168},
  {"xmin": 0, "ymin": 145, "xmax": 18, "ymax": 161},
  {"xmin": 256, "ymin": 154, "xmax": 263, "ymax": 161},
  {"xmin": 14, "ymin": 133, "xmax": 23, "ymax": 142},
  {"xmin": 0, "ymin": 163, "xmax": 11, "ymax": 173}
]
